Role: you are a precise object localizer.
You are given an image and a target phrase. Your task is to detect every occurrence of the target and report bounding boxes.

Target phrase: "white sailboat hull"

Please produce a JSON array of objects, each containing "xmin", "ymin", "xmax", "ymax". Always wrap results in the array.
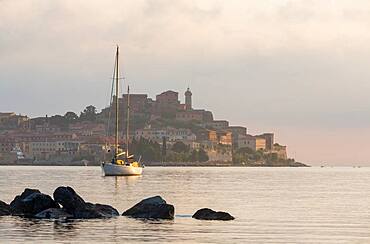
[{"xmin": 101, "ymin": 162, "xmax": 143, "ymax": 176}]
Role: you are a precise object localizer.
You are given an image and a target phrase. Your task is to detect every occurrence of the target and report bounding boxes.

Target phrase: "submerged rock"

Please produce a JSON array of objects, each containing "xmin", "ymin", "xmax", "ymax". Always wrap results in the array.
[
  {"xmin": 192, "ymin": 208, "xmax": 234, "ymax": 221},
  {"xmin": 10, "ymin": 188, "xmax": 59, "ymax": 216},
  {"xmin": 53, "ymin": 186, "xmax": 119, "ymax": 219},
  {"xmin": 122, "ymin": 196, "xmax": 174, "ymax": 219},
  {"xmin": 89, "ymin": 203, "xmax": 120, "ymax": 218},
  {"xmin": 0, "ymin": 200, "xmax": 11, "ymax": 216},
  {"xmin": 34, "ymin": 208, "xmax": 73, "ymax": 219}
]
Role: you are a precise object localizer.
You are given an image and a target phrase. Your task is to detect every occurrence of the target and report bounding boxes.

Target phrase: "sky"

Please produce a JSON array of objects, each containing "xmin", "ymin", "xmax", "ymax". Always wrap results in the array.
[{"xmin": 1, "ymin": 0, "xmax": 370, "ymax": 165}]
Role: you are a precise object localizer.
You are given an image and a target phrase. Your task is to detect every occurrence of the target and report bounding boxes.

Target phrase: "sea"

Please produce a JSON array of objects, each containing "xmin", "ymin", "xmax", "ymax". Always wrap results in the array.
[{"xmin": 0, "ymin": 166, "xmax": 370, "ymax": 243}]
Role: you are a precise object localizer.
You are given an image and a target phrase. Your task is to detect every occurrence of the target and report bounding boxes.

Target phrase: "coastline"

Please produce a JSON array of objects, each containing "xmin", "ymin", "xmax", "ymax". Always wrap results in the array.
[{"xmin": 0, "ymin": 160, "xmax": 309, "ymax": 167}]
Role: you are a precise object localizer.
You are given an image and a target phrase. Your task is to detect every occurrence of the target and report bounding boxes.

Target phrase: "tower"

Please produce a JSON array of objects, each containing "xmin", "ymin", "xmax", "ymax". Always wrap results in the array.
[{"xmin": 185, "ymin": 87, "xmax": 192, "ymax": 110}]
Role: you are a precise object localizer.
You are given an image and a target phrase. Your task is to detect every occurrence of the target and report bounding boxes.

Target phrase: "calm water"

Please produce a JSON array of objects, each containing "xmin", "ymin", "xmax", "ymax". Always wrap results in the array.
[{"xmin": 1, "ymin": 166, "xmax": 370, "ymax": 243}]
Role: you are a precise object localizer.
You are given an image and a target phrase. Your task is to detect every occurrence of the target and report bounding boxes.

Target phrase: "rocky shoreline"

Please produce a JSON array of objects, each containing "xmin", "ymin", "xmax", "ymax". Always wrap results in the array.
[{"xmin": 0, "ymin": 186, "xmax": 234, "ymax": 221}]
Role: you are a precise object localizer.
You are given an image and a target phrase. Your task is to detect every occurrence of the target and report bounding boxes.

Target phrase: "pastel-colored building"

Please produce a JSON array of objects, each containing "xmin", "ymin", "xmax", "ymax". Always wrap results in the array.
[
  {"xmin": 205, "ymin": 120, "xmax": 230, "ymax": 130},
  {"xmin": 217, "ymin": 131, "xmax": 232, "ymax": 145},
  {"xmin": 256, "ymin": 133, "xmax": 274, "ymax": 150},
  {"xmin": 29, "ymin": 140, "xmax": 80, "ymax": 159},
  {"xmin": 271, "ymin": 144, "xmax": 287, "ymax": 160},
  {"xmin": 237, "ymin": 134, "xmax": 266, "ymax": 151}
]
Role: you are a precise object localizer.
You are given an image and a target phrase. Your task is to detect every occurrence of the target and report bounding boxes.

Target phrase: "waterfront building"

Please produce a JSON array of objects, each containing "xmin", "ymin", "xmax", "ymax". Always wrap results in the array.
[
  {"xmin": 226, "ymin": 126, "xmax": 248, "ymax": 148},
  {"xmin": 29, "ymin": 140, "xmax": 80, "ymax": 159},
  {"xmin": 196, "ymin": 129, "xmax": 218, "ymax": 143},
  {"xmin": 237, "ymin": 134, "xmax": 266, "ymax": 151},
  {"xmin": 271, "ymin": 144, "xmax": 288, "ymax": 160},
  {"xmin": 256, "ymin": 133, "xmax": 274, "ymax": 150},
  {"xmin": 217, "ymin": 131, "xmax": 233, "ymax": 145}
]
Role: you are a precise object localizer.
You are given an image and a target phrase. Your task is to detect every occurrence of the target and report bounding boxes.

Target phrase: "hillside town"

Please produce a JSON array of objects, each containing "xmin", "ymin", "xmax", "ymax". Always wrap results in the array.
[{"xmin": 0, "ymin": 88, "xmax": 303, "ymax": 166}]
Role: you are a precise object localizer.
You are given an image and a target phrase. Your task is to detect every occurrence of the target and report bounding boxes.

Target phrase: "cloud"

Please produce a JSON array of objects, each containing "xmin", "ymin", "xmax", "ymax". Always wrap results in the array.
[{"xmin": 1, "ymin": 0, "xmax": 370, "ymax": 163}]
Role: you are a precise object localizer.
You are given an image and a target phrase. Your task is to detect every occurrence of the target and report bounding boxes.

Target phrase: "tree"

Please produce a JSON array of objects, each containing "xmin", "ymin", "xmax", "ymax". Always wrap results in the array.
[
  {"xmin": 197, "ymin": 148, "xmax": 209, "ymax": 162},
  {"xmin": 172, "ymin": 141, "xmax": 189, "ymax": 153},
  {"xmin": 80, "ymin": 105, "xmax": 97, "ymax": 121},
  {"xmin": 190, "ymin": 149, "xmax": 197, "ymax": 162},
  {"xmin": 161, "ymin": 136, "xmax": 167, "ymax": 162},
  {"xmin": 64, "ymin": 111, "xmax": 78, "ymax": 122}
]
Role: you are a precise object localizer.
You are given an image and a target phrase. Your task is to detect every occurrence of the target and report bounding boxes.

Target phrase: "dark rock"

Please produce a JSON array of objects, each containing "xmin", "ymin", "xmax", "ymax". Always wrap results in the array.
[
  {"xmin": 10, "ymin": 188, "xmax": 40, "ymax": 213},
  {"xmin": 53, "ymin": 186, "xmax": 86, "ymax": 214},
  {"xmin": 89, "ymin": 203, "xmax": 120, "ymax": 217},
  {"xmin": 10, "ymin": 188, "xmax": 59, "ymax": 216},
  {"xmin": 34, "ymin": 208, "xmax": 73, "ymax": 219},
  {"xmin": 53, "ymin": 186, "xmax": 119, "ymax": 219},
  {"xmin": 0, "ymin": 200, "xmax": 11, "ymax": 216},
  {"xmin": 122, "ymin": 196, "xmax": 174, "ymax": 219},
  {"xmin": 192, "ymin": 208, "xmax": 234, "ymax": 221}
]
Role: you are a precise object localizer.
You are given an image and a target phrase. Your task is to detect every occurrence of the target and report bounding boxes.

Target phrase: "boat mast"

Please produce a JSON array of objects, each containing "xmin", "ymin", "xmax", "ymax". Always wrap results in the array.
[
  {"xmin": 115, "ymin": 46, "xmax": 119, "ymax": 157},
  {"xmin": 126, "ymin": 85, "xmax": 130, "ymax": 157}
]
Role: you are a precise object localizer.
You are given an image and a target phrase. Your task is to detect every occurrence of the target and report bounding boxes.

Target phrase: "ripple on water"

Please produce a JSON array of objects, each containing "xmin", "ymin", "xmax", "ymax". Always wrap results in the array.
[{"xmin": 1, "ymin": 166, "xmax": 370, "ymax": 243}]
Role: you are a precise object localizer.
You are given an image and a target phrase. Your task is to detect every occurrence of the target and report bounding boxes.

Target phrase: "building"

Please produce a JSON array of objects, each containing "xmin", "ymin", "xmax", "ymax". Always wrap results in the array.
[
  {"xmin": 122, "ymin": 94, "xmax": 148, "ymax": 113},
  {"xmin": 226, "ymin": 126, "xmax": 247, "ymax": 148},
  {"xmin": 227, "ymin": 126, "xmax": 247, "ymax": 136},
  {"xmin": 35, "ymin": 123, "xmax": 61, "ymax": 133},
  {"xmin": 166, "ymin": 127, "xmax": 196, "ymax": 142},
  {"xmin": 155, "ymin": 90, "xmax": 180, "ymax": 115},
  {"xmin": 0, "ymin": 135, "xmax": 16, "ymax": 153},
  {"xmin": 196, "ymin": 129, "xmax": 218, "ymax": 143},
  {"xmin": 69, "ymin": 121, "xmax": 106, "ymax": 137},
  {"xmin": 0, "ymin": 113, "xmax": 16, "ymax": 123},
  {"xmin": 176, "ymin": 109, "xmax": 213, "ymax": 123},
  {"xmin": 134, "ymin": 127, "xmax": 196, "ymax": 143},
  {"xmin": 29, "ymin": 140, "xmax": 80, "ymax": 159},
  {"xmin": 135, "ymin": 128, "xmax": 167, "ymax": 142},
  {"xmin": 184, "ymin": 87, "xmax": 192, "ymax": 110},
  {"xmin": 237, "ymin": 134, "xmax": 266, "ymax": 151},
  {"xmin": 256, "ymin": 133, "xmax": 274, "ymax": 150},
  {"xmin": 205, "ymin": 120, "xmax": 230, "ymax": 130},
  {"xmin": 217, "ymin": 131, "xmax": 232, "ymax": 145},
  {"xmin": 0, "ymin": 112, "xmax": 30, "ymax": 130},
  {"xmin": 271, "ymin": 144, "xmax": 287, "ymax": 160}
]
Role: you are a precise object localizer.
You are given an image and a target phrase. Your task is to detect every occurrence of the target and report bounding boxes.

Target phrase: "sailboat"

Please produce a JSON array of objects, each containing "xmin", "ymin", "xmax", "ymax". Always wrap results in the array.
[{"xmin": 101, "ymin": 46, "xmax": 143, "ymax": 176}]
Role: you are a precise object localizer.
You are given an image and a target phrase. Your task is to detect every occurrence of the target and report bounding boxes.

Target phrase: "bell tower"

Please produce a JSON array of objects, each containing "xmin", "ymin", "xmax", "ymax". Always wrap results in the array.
[{"xmin": 185, "ymin": 87, "xmax": 192, "ymax": 110}]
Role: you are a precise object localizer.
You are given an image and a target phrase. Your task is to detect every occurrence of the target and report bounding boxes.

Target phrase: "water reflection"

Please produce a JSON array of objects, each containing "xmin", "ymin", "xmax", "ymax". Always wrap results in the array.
[
  {"xmin": 3, "ymin": 166, "xmax": 370, "ymax": 243},
  {"xmin": 53, "ymin": 219, "xmax": 79, "ymax": 237},
  {"xmin": 114, "ymin": 175, "xmax": 141, "ymax": 189}
]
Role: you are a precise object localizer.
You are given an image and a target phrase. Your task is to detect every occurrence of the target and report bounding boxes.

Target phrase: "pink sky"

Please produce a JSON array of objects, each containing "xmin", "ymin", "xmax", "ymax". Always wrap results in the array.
[{"xmin": 1, "ymin": 1, "xmax": 370, "ymax": 165}]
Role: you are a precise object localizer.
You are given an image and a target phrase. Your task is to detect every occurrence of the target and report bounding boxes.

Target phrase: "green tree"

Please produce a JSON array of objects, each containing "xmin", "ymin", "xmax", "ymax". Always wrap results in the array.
[
  {"xmin": 161, "ymin": 136, "xmax": 167, "ymax": 162},
  {"xmin": 197, "ymin": 148, "xmax": 209, "ymax": 162},
  {"xmin": 190, "ymin": 149, "xmax": 197, "ymax": 162},
  {"xmin": 172, "ymin": 141, "xmax": 189, "ymax": 153},
  {"xmin": 80, "ymin": 105, "xmax": 97, "ymax": 121},
  {"xmin": 64, "ymin": 111, "xmax": 78, "ymax": 122}
]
